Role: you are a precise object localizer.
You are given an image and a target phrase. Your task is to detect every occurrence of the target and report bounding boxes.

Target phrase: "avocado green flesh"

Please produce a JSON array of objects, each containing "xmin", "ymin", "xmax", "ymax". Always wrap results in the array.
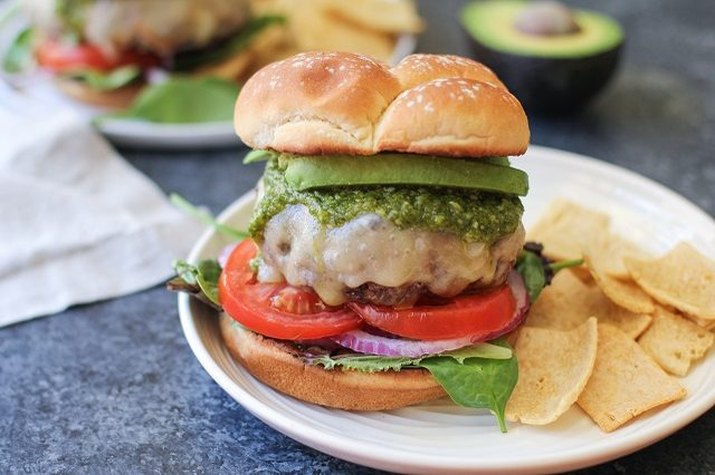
[
  {"xmin": 283, "ymin": 153, "xmax": 528, "ymax": 196},
  {"xmin": 249, "ymin": 159, "xmax": 524, "ymax": 244},
  {"xmin": 461, "ymin": 0, "xmax": 623, "ymax": 58}
]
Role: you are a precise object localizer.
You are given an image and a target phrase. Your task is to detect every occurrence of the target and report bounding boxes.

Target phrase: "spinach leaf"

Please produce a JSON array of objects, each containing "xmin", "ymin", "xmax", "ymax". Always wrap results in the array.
[
  {"xmin": 309, "ymin": 342, "xmax": 512, "ymax": 372},
  {"xmin": 420, "ymin": 343, "xmax": 518, "ymax": 433},
  {"xmin": 173, "ymin": 15, "xmax": 285, "ymax": 71},
  {"xmin": 517, "ymin": 242, "xmax": 583, "ymax": 303},
  {"xmin": 169, "ymin": 193, "xmax": 249, "ymax": 240},
  {"xmin": 103, "ymin": 76, "xmax": 240, "ymax": 124},
  {"xmin": 168, "ymin": 259, "xmax": 222, "ymax": 309},
  {"xmin": 3, "ymin": 27, "xmax": 34, "ymax": 73},
  {"xmin": 516, "ymin": 249, "xmax": 547, "ymax": 303},
  {"xmin": 64, "ymin": 65, "xmax": 140, "ymax": 91}
]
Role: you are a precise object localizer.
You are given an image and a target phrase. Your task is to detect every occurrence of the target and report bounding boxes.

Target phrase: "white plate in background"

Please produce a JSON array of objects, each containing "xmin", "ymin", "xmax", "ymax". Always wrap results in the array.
[{"xmin": 177, "ymin": 146, "xmax": 715, "ymax": 474}]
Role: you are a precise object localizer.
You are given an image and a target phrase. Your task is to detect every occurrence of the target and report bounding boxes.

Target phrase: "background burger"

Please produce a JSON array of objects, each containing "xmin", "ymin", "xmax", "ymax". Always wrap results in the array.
[
  {"xmin": 22, "ymin": 0, "xmax": 276, "ymax": 108},
  {"xmin": 171, "ymin": 52, "xmax": 565, "ymax": 432}
]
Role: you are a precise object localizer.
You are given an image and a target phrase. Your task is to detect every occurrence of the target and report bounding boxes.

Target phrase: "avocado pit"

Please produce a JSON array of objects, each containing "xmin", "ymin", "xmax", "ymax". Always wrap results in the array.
[{"xmin": 514, "ymin": 1, "xmax": 580, "ymax": 37}]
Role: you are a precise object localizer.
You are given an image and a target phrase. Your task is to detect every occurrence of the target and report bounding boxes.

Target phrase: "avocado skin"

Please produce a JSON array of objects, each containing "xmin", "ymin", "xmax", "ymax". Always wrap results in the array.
[{"xmin": 466, "ymin": 37, "xmax": 622, "ymax": 115}]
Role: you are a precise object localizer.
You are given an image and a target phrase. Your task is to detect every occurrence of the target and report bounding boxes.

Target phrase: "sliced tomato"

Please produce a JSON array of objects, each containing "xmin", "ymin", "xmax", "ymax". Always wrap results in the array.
[
  {"xmin": 36, "ymin": 40, "xmax": 158, "ymax": 73},
  {"xmin": 218, "ymin": 240, "xmax": 362, "ymax": 340},
  {"xmin": 349, "ymin": 285, "xmax": 516, "ymax": 341}
]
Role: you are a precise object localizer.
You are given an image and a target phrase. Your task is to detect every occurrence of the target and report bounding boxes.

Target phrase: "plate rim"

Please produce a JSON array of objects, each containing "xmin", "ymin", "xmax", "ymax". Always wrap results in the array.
[{"xmin": 178, "ymin": 145, "xmax": 715, "ymax": 474}]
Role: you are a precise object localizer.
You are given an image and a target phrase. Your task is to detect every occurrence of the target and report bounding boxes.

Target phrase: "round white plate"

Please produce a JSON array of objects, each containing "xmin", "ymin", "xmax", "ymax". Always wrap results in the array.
[{"xmin": 178, "ymin": 145, "xmax": 715, "ymax": 474}]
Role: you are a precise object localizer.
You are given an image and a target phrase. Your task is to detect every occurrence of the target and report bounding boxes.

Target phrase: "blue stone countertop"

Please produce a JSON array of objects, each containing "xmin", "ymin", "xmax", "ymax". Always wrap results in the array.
[{"xmin": 2, "ymin": 1, "xmax": 713, "ymax": 473}]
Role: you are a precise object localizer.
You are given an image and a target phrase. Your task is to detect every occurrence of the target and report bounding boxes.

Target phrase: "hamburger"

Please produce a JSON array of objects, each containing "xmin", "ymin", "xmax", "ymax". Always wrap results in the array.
[
  {"xmin": 172, "ymin": 52, "xmax": 547, "ymax": 432},
  {"xmin": 23, "ymin": 0, "xmax": 274, "ymax": 108}
]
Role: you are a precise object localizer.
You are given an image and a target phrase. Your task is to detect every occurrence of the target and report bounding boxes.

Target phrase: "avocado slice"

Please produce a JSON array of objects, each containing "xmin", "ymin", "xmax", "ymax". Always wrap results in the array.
[
  {"xmin": 282, "ymin": 153, "xmax": 528, "ymax": 196},
  {"xmin": 461, "ymin": 0, "xmax": 623, "ymax": 114}
]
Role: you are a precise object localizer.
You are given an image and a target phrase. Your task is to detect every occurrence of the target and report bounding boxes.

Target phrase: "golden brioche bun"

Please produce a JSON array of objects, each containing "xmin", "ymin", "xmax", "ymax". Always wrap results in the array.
[
  {"xmin": 219, "ymin": 313, "xmax": 447, "ymax": 410},
  {"xmin": 392, "ymin": 53, "xmax": 505, "ymax": 90},
  {"xmin": 235, "ymin": 51, "xmax": 529, "ymax": 157},
  {"xmin": 55, "ymin": 77, "xmax": 143, "ymax": 109}
]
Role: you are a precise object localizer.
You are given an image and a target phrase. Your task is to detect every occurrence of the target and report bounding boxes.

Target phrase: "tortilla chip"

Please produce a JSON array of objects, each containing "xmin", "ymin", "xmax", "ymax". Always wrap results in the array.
[
  {"xmin": 525, "ymin": 270, "xmax": 587, "ymax": 329},
  {"xmin": 527, "ymin": 199, "xmax": 610, "ymax": 262},
  {"xmin": 291, "ymin": 4, "xmax": 396, "ymax": 62},
  {"xmin": 625, "ymin": 242, "xmax": 715, "ymax": 319},
  {"xmin": 325, "ymin": 0, "xmax": 424, "ymax": 33},
  {"xmin": 578, "ymin": 325, "xmax": 686, "ymax": 432},
  {"xmin": 526, "ymin": 270, "xmax": 652, "ymax": 339},
  {"xmin": 684, "ymin": 314, "xmax": 715, "ymax": 331},
  {"xmin": 506, "ymin": 318, "xmax": 598, "ymax": 425},
  {"xmin": 584, "ymin": 253, "xmax": 656, "ymax": 314},
  {"xmin": 638, "ymin": 307, "xmax": 714, "ymax": 376},
  {"xmin": 588, "ymin": 233, "xmax": 651, "ymax": 280}
]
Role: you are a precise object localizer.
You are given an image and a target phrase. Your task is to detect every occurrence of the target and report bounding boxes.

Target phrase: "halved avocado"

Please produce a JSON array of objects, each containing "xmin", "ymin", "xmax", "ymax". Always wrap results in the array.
[{"xmin": 461, "ymin": 1, "xmax": 623, "ymax": 115}]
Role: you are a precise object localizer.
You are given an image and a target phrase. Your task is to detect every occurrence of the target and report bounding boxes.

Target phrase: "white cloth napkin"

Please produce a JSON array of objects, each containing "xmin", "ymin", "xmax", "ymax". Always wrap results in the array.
[{"xmin": 0, "ymin": 87, "xmax": 202, "ymax": 326}]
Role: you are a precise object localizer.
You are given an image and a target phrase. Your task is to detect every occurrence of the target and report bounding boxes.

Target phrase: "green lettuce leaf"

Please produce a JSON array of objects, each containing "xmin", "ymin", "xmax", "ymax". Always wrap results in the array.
[
  {"xmin": 517, "ymin": 243, "xmax": 583, "ymax": 302},
  {"xmin": 169, "ymin": 193, "xmax": 248, "ymax": 240},
  {"xmin": 168, "ymin": 259, "xmax": 222, "ymax": 309},
  {"xmin": 420, "ymin": 342, "xmax": 518, "ymax": 433},
  {"xmin": 64, "ymin": 65, "xmax": 141, "ymax": 91},
  {"xmin": 445, "ymin": 342, "xmax": 513, "ymax": 362},
  {"xmin": 3, "ymin": 26, "xmax": 34, "ymax": 73},
  {"xmin": 312, "ymin": 354, "xmax": 418, "ymax": 372},
  {"xmin": 102, "ymin": 76, "xmax": 240, "ymax": 124},
  {"xmin": 516, "ymin": 249, "xmax": 547, "ymax": 303},
  {"xmin": 310, "ymin": 342, "xmax": 512, "ymax": 372},
  {"xmin": 309, "ymin": 340, "xmax": 518, "ymax": 432}
]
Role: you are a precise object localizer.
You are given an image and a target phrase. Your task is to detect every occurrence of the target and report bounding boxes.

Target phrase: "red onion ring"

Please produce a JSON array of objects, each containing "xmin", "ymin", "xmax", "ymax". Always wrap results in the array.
[
  {"xmin": 330, "ymin": 329, "xmax": 476, "ymax": 358},
  {"xmin": 217, "ymin": 243, "xmax": 238, "ymax": 268},
  {"xmin": 480, "ymin": 270, "xmax": 530, "ymax": 341},
  {"xmin": 331, "ymin": 270, "xmax": 530, "ymax": 358}
]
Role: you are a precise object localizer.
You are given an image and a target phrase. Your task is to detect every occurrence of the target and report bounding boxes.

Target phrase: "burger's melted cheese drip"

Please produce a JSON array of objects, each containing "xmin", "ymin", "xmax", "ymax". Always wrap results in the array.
[{"xmin": 257, "ymin": 205, "xmax": 525, "ymax": 306}]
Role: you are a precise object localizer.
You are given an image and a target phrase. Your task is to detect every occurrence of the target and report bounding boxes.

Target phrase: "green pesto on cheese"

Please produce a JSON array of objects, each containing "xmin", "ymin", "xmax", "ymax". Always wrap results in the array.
[{"xmin": 249, "ymin": 158, "xmax": 524, "ymax": 244}]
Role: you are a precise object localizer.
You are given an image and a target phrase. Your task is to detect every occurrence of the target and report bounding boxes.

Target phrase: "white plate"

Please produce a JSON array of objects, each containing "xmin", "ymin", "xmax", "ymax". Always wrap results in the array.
[
  {"xmin": 0, "ymin": 1, "xmax": 416, "ymax": 149},
  {"xmin": 178, "ymin": 145, "xmax": 715, "ymax": 474}
]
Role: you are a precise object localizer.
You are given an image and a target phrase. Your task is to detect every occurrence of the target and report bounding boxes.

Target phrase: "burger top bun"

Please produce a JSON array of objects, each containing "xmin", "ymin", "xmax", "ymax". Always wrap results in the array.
[
  {"xmin": 391, "ymin": 53, "xmax": 506, "ymax": 90},
  {"xmin": 235, "ymin": 52, "xmax": 529, "ymax": 157}
]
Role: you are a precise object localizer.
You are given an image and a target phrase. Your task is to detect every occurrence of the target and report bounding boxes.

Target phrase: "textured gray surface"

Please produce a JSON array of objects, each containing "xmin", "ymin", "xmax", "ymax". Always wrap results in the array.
[{"xmin": 2, "ymin": 0, "xmax": 714, "ymax": 473}]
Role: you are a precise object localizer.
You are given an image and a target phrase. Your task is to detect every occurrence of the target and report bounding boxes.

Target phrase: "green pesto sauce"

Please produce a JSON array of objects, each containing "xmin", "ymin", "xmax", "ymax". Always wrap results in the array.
[
  {"xmin": 55, "ymin": 0, "xmax": 92, "ymax": 37},
  {"xmin": 249, "ymin": 158, "xmax": 524, "ymax": 244}
]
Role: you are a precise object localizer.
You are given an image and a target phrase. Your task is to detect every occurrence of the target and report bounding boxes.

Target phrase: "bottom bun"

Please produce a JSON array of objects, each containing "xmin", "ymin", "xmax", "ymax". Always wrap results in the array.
[
  {"xmin": 55, "ymin": 78, "xmax": 143, "ymax": 109},
  {"xmin": 219, "ymin": 313, "xmax": 447, "ymax": 411}
]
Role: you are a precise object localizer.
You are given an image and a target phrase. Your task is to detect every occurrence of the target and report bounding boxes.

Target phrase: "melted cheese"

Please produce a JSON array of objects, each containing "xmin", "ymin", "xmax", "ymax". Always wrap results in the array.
[{"xmin": 258, "ymin": 205, "xmax": 524, "ymax": 305}]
